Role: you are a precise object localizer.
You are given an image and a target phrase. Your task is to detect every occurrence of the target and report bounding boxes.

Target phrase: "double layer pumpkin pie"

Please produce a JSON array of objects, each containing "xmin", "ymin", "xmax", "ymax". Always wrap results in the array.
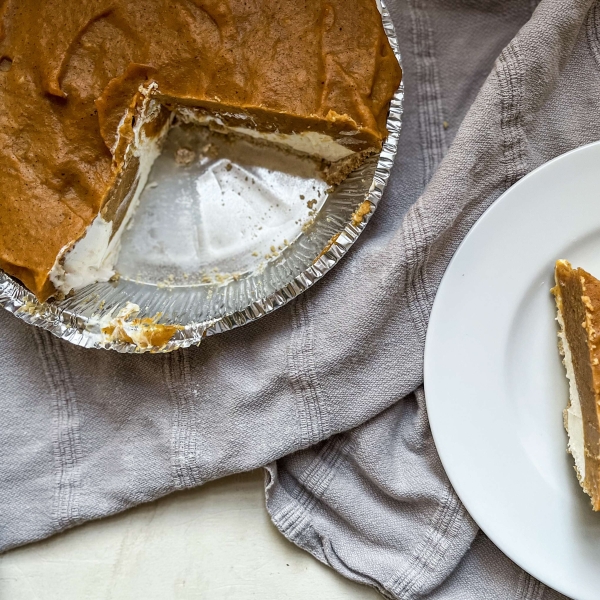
[
  {"xmin": 0, "ymin": 0, "xmax": 402, "ymax": 301},
  {"xmin": 553, "ymin": 259, "xmax": 600, "ymax": 510}
]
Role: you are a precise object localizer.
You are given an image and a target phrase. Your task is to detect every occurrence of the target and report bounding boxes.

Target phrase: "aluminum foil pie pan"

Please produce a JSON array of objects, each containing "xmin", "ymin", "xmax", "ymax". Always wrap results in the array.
[{"xmin": 0, "ymin": 3, "xmax": 403, "ymax": 353}]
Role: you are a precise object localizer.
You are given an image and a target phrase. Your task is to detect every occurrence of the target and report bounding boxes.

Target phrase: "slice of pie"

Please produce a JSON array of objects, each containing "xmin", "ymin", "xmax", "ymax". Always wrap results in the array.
[
  {"xmin": 553, "ymin": 259, "xmax": 600, "ymax": 509},
  {"xmin": 0, "ymin": 0, "xmax": 402, "ymax": 302}
]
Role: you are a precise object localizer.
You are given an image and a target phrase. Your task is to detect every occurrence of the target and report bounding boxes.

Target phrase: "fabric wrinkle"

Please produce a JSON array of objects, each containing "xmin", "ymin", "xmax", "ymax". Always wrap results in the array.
[{"xmin": 33, "ymin": 331, "xmax": 83, "ymax": 532}]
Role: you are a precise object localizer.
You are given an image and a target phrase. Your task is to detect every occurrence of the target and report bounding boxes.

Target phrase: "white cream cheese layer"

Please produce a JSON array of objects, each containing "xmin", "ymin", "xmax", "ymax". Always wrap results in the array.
[
  {"xmin": 177, "ymin": 109, "xmax": 355, "ymax": 163},
  {"xmin": 557, "ymin": 306, "xmax": 586, "ymax": 480},
  {"xmin": 48, "ymin": 213, "xmax": 115, "ymax": 294},
  {"xmin": 49, "ymin": 89, "xmax": 167, "ymax": 295}
]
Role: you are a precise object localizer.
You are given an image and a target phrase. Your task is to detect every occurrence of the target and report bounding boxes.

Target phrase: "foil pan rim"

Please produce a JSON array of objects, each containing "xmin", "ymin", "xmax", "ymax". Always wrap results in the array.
[{"xmin": 0, "ymin": 1, "xmax": 404, "ymax": 354}]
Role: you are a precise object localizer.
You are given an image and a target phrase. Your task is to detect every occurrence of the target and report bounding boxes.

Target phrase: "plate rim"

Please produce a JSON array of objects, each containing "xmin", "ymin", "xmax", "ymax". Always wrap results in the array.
[{"xmin": 424, "ymin": 139, "xmax": 600, "ymax": 599}]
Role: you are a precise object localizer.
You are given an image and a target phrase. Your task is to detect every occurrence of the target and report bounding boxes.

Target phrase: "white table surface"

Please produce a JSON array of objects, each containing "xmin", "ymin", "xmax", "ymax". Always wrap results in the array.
[{"xmin": 0, "ymin": 470, "xmax": 379, "ymax": 600}]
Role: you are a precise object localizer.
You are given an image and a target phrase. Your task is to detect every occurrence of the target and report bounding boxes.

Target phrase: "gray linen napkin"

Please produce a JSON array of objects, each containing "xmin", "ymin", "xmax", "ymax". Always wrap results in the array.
[{"xmin": 1, "ymin": 0, "xmax": 597, "ymax": 597}]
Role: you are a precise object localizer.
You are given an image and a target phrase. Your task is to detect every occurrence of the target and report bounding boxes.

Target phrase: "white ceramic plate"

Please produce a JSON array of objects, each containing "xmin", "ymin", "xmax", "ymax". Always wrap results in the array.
[{"xmin": 425, "ymin": 141, "xmax": 600, "ymax": 600}]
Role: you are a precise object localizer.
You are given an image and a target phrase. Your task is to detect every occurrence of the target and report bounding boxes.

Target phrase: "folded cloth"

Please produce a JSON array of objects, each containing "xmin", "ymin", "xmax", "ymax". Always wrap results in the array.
[
  {"xmin": 266, "ymin": 0, "xmax": 598, "ymax": 597},
  {"xmin": 0, "ymin": 0, "xmax": 596, "ymax": 597}
]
